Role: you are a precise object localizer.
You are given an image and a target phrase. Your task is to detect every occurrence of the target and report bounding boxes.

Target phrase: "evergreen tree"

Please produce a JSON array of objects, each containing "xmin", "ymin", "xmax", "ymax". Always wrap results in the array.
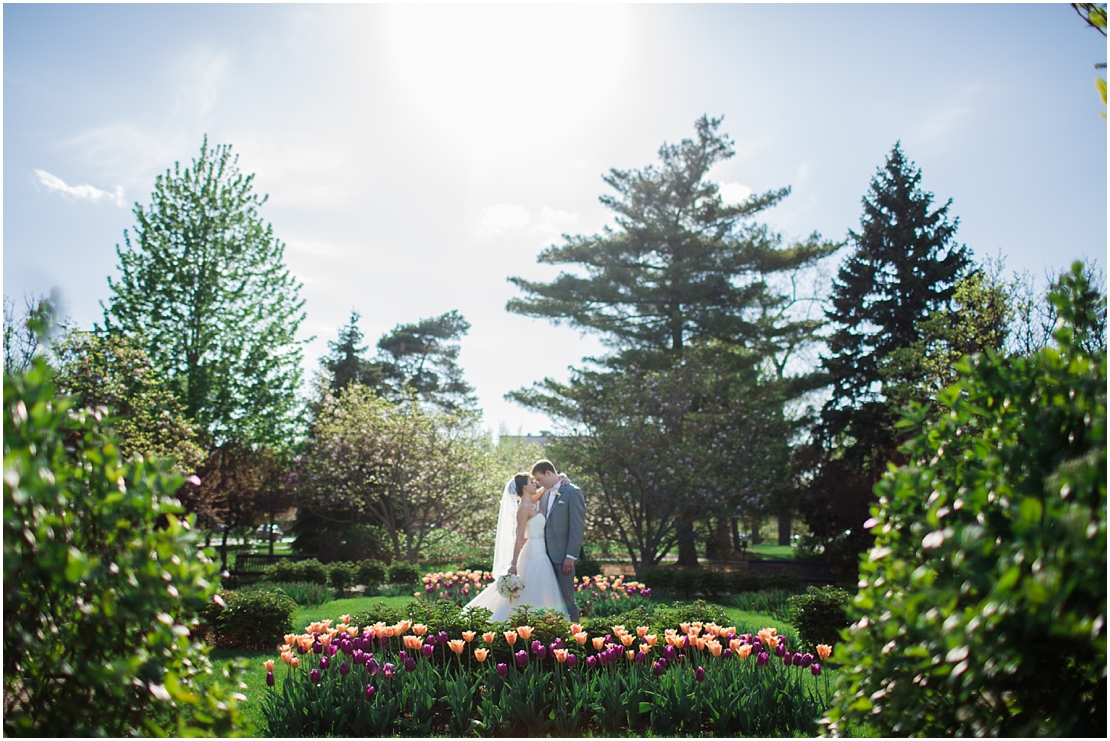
[
  {"xmin": 375, "ymin": 310, "xmax": 476, "ymax": 412},
  {"xmin": 101, "ymin": 137, "xmax": 308, "ymax": 448},
  {"xmin": 320, "ymin": 310, "xmax": 385, "ymax": 395}
]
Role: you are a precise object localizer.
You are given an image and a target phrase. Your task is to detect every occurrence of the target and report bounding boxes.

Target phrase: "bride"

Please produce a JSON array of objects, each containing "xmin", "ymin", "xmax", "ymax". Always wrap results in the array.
[{"xmin": 463, "ymin": 473, "xmax": 569, "ymax": 622}]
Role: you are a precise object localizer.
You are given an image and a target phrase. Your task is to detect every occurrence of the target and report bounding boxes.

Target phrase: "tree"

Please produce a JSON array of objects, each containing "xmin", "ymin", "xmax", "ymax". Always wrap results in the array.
[
  {"xmin": 3, "ymin": 292, "xmax": 61, "ymax": 374},
  {"xmin": 296, "ymin": 384, "xmax": 495, "ymax": 563},
  {"xmin": 825, "ymin": 264, "xmax": 1106, "ymax": 736},
  {"xmin": 320, "ymin": 310, "xmax": 386, "ymax": 396},
  {"xmin": 508, "ymin": 115, "xmax": 838, "ymax": 564},
  {"xmin": 100, "ymin": 137, "xmax": 308, "ymax": 448},
  {"xmin": 375, "ymin": 310, "xmax": 476, "ymax": 412},
  {"xmin": 52, "ymin": 331, "xmax": 205, "ymax": 474}
]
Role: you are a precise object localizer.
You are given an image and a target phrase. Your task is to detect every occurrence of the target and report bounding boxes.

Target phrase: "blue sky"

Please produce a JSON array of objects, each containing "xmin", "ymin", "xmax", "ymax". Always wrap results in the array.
[{"xmin": 4, "ymin": 3, "xmax": 1106, "ymax": 437}]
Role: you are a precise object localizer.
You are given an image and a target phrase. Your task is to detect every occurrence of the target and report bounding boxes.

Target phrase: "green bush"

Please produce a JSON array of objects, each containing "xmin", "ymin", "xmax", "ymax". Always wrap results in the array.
[
  {"xmin": 357, "ymin": 558, "xmax": 387, "ymax": 587},
  {"xmin": 296, "ymin": 558, "xmax": 329, "ymax": 585},
  {"xmin": 387, "ymin": 561, "xmax": 422, "ymax": 585},
  {"xmin": 263, "ymin": 558, "xmax": 300, "ymax": 583},
  {"xmin": 460, "ymin": 557, "xmax": 491, "ymax": 573},
  {"xmin": 3, "ymin": 354, "xmax": 248, "ymax": 735},
  {"xmin": 574, "ymin": 554, "xmax": 602, "ymax": 577},
  {"xmin": 351, "ymin": 600, "xmax": 406, "ymax": 628},
  {"xmin": 729, "ymin": 589, "xmax": 798, "ymax": 623},
  {"xmin": 826, "ymin": 264, "xmax": 1107, "ymax": 737},
  {"xmin": 328, "ymin": 561, "xmax": 356, "ymax": 596},
  {"xmin": 211, "ymin": 586, "xmax": 296, "ymax": 650},
  {"xmin": 269, "ymin": 581, "xmax": 333, "ymax": 607},
  {"xmin": 786, "ymin": 586, "xmax": 851, "ymax": 650}
]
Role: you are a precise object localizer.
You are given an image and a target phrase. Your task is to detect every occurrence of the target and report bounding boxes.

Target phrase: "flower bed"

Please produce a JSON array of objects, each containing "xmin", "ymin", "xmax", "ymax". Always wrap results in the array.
[{"xmin": 260, "ymin": 614, "xmax": 832, "ymax": 736}]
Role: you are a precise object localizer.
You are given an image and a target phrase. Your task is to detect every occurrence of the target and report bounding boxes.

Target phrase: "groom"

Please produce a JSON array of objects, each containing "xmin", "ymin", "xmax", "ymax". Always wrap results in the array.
[{"xmin": 532, "ymin": 459, "xmax": 585, "ymax": 622}]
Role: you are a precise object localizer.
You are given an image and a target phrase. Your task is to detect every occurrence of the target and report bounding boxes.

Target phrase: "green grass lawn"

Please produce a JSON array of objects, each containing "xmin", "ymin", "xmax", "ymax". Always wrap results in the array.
[{"xmin": 746, "ymin": 543, "xmax": 798, "ymax": 560}]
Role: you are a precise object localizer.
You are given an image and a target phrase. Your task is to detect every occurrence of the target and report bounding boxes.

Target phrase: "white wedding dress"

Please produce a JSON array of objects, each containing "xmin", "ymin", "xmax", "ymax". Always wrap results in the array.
[{"xmin": 464, "ymin": 513, "xmax": 568, "ymax": 622}]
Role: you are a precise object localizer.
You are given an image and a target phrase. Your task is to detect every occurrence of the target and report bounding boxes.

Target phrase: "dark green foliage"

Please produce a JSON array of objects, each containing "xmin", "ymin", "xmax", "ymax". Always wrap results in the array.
[
  {"xmin": 211, "ymin": 586, "xmax": 296, "ymax": 650},
  {"xmin": 405, "ymin": 600, "xmax": 495, "ymax": 640},
  {"xmin": 267, "ymin": 581, "xmax": 333, "ymax": 607},
  {"xmin": 101, "ymin": 137, "xmax": 306, "ymax": 447},
  {"xmin": 641, "ymin": 565, "xmax": 801, "ymax": 597},
  {"xmin": 574, "ymin": 554, "xmax": 601, "ymax": 577},
  {"xmin": 351, "ymin": 600, "xmax": 406, "ymax": 628},
  {"xmin": 296, "ymin": 558, "xmax": 329, "ymax": 585},
  {"xmin": 319, "ymin": 310, "xmax": 386, "ymax": 397},
  {"xmin": 357, "ymin": 558, "xmax": 388, "ymax": 587},
  {"xmin": 460, "ymin": 557, "xmax": 492, "ymax": 573},
  {"xmin": 576, "ymin": 592, "xmax": 653, "ymax": 619},
  {"xmin": 375, "ymin": 310, "xmax": 477, "ymax": 412},
  {"xmin": 3, "ymin": 352, "xmax": 248, "ymax": 735},
  {"xmin": 263, "ymin": 558, "xmax": 299, "ymax": 582},
  {"xmin": 387, "ymin": 561, "xmax": 422, "ymax": 585},
  {"xmin": 328, "ymin": 561, "xmax": 357, "ymax": 596},
  {"xmin": 290, "ymin": 508, "xmax": 391, "ymax": 564},
  {"xmin": 787, "ymin": 586, "xmax": 851, "ymax": 651},
  {"xmin": 729, "ymin": 590, "xmax": 800, "ymax": 623},
  {"xmin": 507, "ymin": 605, "xmax": 571, "ymax": 647},
  {"xmin": 826, "ymin": 264, "xmax": 1107, "ymax": 737}
]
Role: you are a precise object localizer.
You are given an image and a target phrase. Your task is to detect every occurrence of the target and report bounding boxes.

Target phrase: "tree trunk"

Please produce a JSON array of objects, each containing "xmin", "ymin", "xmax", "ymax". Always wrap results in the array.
[
  {"xmin": 267, "ymin": 512, "xmax": 276, "ymax": 557},
  {"xmin": 220, "ymin": 528, "xmax": 229, "ymax": 571},
  {"xmin": 777, "ymin": 514, "xmax": 791, "ymax": 546},
  {"xmin": 749, "ymin": 516, "xmax": 762, "ymax": 546},
  {"xmin": 730, "ymin": 517, "xmax": 741, "ymax": 552},
  {"xmin": 675, "ymin": 521, "xmax": 698, "ymax": 567}
]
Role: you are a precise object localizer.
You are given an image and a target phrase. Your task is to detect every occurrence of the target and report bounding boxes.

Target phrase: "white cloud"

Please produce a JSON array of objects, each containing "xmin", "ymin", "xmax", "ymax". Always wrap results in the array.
[
  {"xmin": 541, "ymin": 206, "xmax": 576, "ymax": 224},
  {"xmin": 33, "ymin": 169, "xmax": 125, "ymax": 207},
  {"xmin": 718, "ymin": 181, "xmax": 754, "ymax": 205},
  {"xmin": 476, "ymin": 204, "xmax": 531, "ymax": 236}
]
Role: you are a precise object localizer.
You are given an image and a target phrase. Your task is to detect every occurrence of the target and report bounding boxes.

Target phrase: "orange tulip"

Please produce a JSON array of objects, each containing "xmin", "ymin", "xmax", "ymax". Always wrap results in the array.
[
  {"xmin": 626, "ymin": 650, "xmax": 635, "ymax": 661},
  {"xmin": 611, "ymin": 625, "xmax": 626, "ymax": 634},
  {"xmin": 679, "ymin": 623, "xmax": 690, "ymax": 633},
  {"xmin": 816, "ymin": 644, "xmax": 832, "ymax": 661},
  {"xmin": 340, "ymin": 614, "xmax": 351, "ymax": 624},
  {"xmin": 695, "ymin": 637, "xmax": 707, "ymax": 651},
  {"xmin": 504, "ymin": 631, "xmax": 518, "ymax": 646},
  {"xmin": 573, "ymin": 632, "xmax": 588, "ymax": 645},
  {"xmin": 398, "ymin": 620, "xmax": 412, "ymax": 634},
  {"xmin": 690, "ymin": 625, "xmax": 703, "ymax": 637},
  {"xmin": 645, "ymin": 634, "xmax": 658, "ymax": 647},
  {"xmin": 766, "ymin": 636, "xmax": 779, "ymax": 650},
  {"xmin": 412, "ymin": 624, "xmax": 428, "ymax": 636},
  {"xmin": 383, "ymin": 626, "xmax": 396, "ymax": 638},
  {"xmin": 346, "ymin": 626, "xmax": 359, "ymax": 637},
  {"xmin": 707, "ymin": 641, "xmax": 723, "ymax": 657},
  {"xmin": 737, "ymin": 644, "xmax": 752, "ymax": 659},
  {"xmin": 730, "ymin": 638, "xmax": 742, "ymax": 654},
  {"xmin": 639, "ymin": 644, "xmax": 651, "ymax": 654},
  {"xmin": 448, "ymin": 639, "xmax": 466, "ymax": 655},
  {"xmin": 280, "ymin": 651, "xmax": 292, "ymax": 665},
  {"xmin": 636, "ymin": 626, "xmax": 649, "ymax": 638},
  {"xmin": 321, "ymin": 619, "xmax": 333, "ymax": 629},
  {"xmin": 474, "ymin": 648, "xmax": 489, "ymax": 662},
  {"xmin": 320, "ymin": 634, "xmax": 333, "ymax": 648},
  {"xmin": 553, "ymin": 649, "xmax": 569, "ymax": 663},
  {"xmin": 570, "ymin": 624, "xmax": 583, "ymax": 634},
  {"xmin": 264, "ymin": 659, "xmax": 275, "ymax": 672},
  {"xmin": 592, "ymin": 636, "xmax": 607, "ymax": 651},
  {"xmin": 620, "ymin": 634, "xmax": 635, "ymax": 647},
  {"xmin": 462, "ymin": 631, "xmax": 476, "ymax": 643},
  {"xmin": 483, "ymin": 632, "xmax": 496, "ymax": 644},
  {"xmin": 516, "ymin": 626, "xmax": 534, "ymax": 641},
  {"xmin": 290, "ymin": 656, "xmax": 301, "ymax": 668},
  {"xmin": 284, "ymin": 633, "xmax": 296, "ymax": 645}
]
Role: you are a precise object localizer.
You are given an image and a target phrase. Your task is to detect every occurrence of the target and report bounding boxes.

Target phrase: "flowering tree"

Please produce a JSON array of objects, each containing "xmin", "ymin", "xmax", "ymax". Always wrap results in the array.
[{"xmin": 296, "ymin": 384, "xmax": 498, "ymax": 563}]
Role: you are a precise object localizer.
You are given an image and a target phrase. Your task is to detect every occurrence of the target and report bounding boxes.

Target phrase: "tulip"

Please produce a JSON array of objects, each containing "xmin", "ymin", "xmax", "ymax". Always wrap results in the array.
[
  {"xmin": 340, "ymin": 614, "xmax": 351, "ymax": 624},
  {"xmin": 664, "ymin": 645, "xmax": 677, "ymax": 663},
  {"xmin": 570, "ymin": 623, "xmax": 583, "ymax": 634},
  {"xmin": 367, "ymin": 657, "xmax": 380, "ymax": 675},
  {"xmin": 475, "ymin": 648, "xmax": 489, "ymax": 662},
  {"xmin": 586, "ymin": 656, "xmax": 598, "ymax": 670},
  {"xmin": 640, "ymin": 644, "xmax": 650, "ymax": 655},
  {"xmin": 504, "ymin": 631, "xmax": 518, "ymax": 646},
  {"xmin": 679, "ymin": 623, "xmax": 690, "ymax": 633},
  {"xmin": 382, "ymin": 663, "xmax": 396, "ymax": 679},
  {"xmin": 310, "ymin": 669, "xmax": 321, "ymax": 684},
  {"xmin": 756, "ymin": 652, "xmax": 769, "ymax": 667},
  {"xmin": 566, "ymin": 654, "xmax": 578, "ymax": 669},
  {"xmin": 462, "ymin": 631, "xmax": 476, "ymax": 642},
  {"xmin": 738, "ymin": 644, "xmax": 752, "ymax": 659},
  {"xmin": 313, "ymin": 641, "xmax": 323, "ymax": 655},
  {"xmin": 634, "ymin": 650, "xmax": 646, "ymax": 665},
  {"xmin": 366, "ymin": 684, "xmax": 376, "ymax": 699},
  {"xmin": 626, "ymin": 650, "xmax": 636, "ymax": 662},
  {"xmin": 645, "ymin": 634, "xmax": 658, "ymax": 647},
  {"xmin": 437, "ymin": 631, "xmax": 449, "ymax": 645},
  {"xmin": 264, "ymin": 659, "xmax": 275, "ymax": 672},
  {"xmin": 678, "ymin": 653, "xmax": 686, "ymax": 664},
  {"xmin": 425, "ymin": 635, "xmax": 436, "ymax": 646},
  {"xmin": 784, "ymin": 652, "xmax": 793, "ymax": 666},
  {"xmin": 412, "ymin": 624, "xmax": 428, "ymax": 636},
  {"xmin": 652, "ymin": 660, "xmax": 666, "ymax": 676},
  {"xmin": 695, "ymin": 666, "xmax": 705, "ymax": 682},
  {"xmin": 793, "ymin": 652, "xmax": 804, "ymax": 666},
  {"xmin": 536, "ymin": 645, "xmax": 548, "ymax": 660},
  {"xmin": 620, "ymin": 634, "xmax": 634, "ymax": 647},
  {"xmin": 338, "ymin": 660, "xmax": 350, "ymax": 676},
  {"xmin": 640, "ymin": 588, "xmax": 651, "ymax": 598},
  {"xmin": 280, "ymin": 651, "xmax": 292, "ymax": 665},
  {"xmin": 515, "ymin": 650, "xmax": 529, "ymax": 668},
  {"xmin": 553, "ymin": 637, "xmax": 564, "ymax": 650},
  {"xmin": 708, "ymin": 641, "xmax": 722, "ymax": 658},
  {"xmin": 291, "ymin": 656, "xmax": 301, "ymax": 668},
  {"xmin": 320, "ymin": 656, "xmax": 330, "ymax": 670},
  {"xmin": 404, "ymin": 656, "xmax": 416, "ymax": 672},
  {"xmin": 775, "ymin": 642, "xmax": 786, "ymax": 657},
  {"xmin": 811, "ymin": 663, "xmax": 822, "ymax": 677},
  {"xmin": 800, "ymin": 653, "xmax": 814, "ymax": 668},
  {"xmin": 532, "ymin": 640, "xmax": 543, "ymax": 654},
  {"xmin": 448, "ymin": 639, "xmax": 465, "ymax": 655},
  {"xmin": 266, "ymin": 671, "xmax": 275, "ymax": 687},
  {"xmin": 816, "ymin": 644, "xmax": 832, "ymax": 661},
  {"xmin": 516, "ymin": 626, "xmax": 534, "ymax": 641},
  {"xmin": 574, "ymin": 632, "xmax": 588, "ymax": 645},
  {"xmin": 723, "ymin": 648, "xmax": 732, "ymax": 659},
  {"xmin": 483, "ymin": 632, "xmax": 496, "ymax": 644},
  {"xmin": 421, "ymin": 644, "xmax": 434, "ymax": 658},
  {"xmin": 553, "ymin": 649, "xmax": 569, "ymax": 663},
  {"xmin": 636, "ymin": 626, "xmax": 649, "ymax": 638}
]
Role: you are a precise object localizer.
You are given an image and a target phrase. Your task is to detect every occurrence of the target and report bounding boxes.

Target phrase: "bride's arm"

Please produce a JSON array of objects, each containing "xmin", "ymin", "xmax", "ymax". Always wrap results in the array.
[{"xmin": 509, "ymin": 505, "xmax": 529, "ymax": 574}]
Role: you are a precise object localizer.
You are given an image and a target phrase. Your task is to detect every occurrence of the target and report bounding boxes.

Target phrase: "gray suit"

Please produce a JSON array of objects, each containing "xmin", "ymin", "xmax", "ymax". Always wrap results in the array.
[{"xmin": 542, "ymin": 481, "xmax": 585, "ymax": 622}]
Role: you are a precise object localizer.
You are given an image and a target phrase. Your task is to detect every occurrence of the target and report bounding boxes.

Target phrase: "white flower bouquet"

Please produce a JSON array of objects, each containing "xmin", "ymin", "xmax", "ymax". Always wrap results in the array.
[{"xmin": 496, "ymin": 573, "xmax": 525, "ymax": 602}]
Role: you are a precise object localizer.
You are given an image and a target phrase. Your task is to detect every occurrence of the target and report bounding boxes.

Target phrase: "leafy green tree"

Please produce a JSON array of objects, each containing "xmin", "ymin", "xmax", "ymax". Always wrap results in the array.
[
  {"xmin": 508, "ymin": 115, "xmax": 838, "ymax": 564},
  {"xmin": 320, "ymin": 309, "xmax": 386, "ymax": 396},
  {"xmin": 825, "ymin": 263, "xmax": 1106, "ymax": 737},
  {"xmin": 3, "ymin": 292, "xmax": 61, "ymax": 374},
  {"xmin": 3, "ymin": 348, "xmax": 249, "ymax": 735},
  {"xmin": 100, "ymin": 137, "xmax": 308, "ymax": 447},
  {"xmin": 53, "ymin": 331, "xmax": 205, "ymax": 474},
  {"xmin": 375, "ymin": 310, "xmax": 476, "ymax": 412}
]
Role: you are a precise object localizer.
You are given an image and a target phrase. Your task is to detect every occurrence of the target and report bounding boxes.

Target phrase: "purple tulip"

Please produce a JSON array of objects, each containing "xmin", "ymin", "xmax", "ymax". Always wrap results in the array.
[
  {"xmin": 296, "ymin": 643, "xmax": 306, "ymax": 655},
  {"xmin": 641, "ymin": 588, "xmax": 651, "ymax": 598},
  {"xmin": 776, "ymin": 642, "xmax": 786, "ymax": 657},
  {"xmin": 352, "ymin": 650, "xmax": 365, "ymax": 665},
  {"xmin": 756, "ymin": 652, "xmax": 769, "ymax": 667},
  {"xmin": 341, "ymin": 640, "xmax": 353, "ymax": 656},
  {"xmin": 404, "ymin": 656, "xmax": 416, "ymax": 672},
  {"xmin": 537, "ymin": 645, "xmax": 548, "ymax": 661},
  {"xmin": 496, "ymin": 663, "xmax": 509, "ymax": 677},
  {"xmin": 330, "ymin": 645, "xmax": 338, "ymax": 657},
  {"xmin": 652, "ymin": 660, "xmax": 666, "ymax": 676},
  {"xmin": 811, "ymin": 663, "xmax": 822, "ymax": 677},
  {"xmin": 634, "ymin": 650, "xmax": 645, "ymax": 664},
  {"xmin": 682, "ymin": 635, "xmax": 691, "ymax": 649},
  {"xmin": 367, "ymin": 658, "xmax": 380, "ymax": 676},
  {"xmin": 421, "ymin": 644, "xmax": 434, "ymax": 658},
  {"xmin": 586, "ymin": 656, "xmax": 598, "ymax": 670},
  {"xmin": 566, "ymin": 654, "xmax": 578, "ymax": 669},
  {"xmin": 793, "ymin": 652, "xmax": 804, "ymax": 666},
  {"xmin": 800, "ymin": 653, "xmax": 814, "ymax": 668},
  {"xmin": 531, "ymin": 640, "xmax": 543, "ymax": 654},
  {"xmin": 313, "ymin": 640, "xmax": 323, "ymax": 655},
  {"xmin": 320, "ymin": 656, "xmax": 330, "ymax": 670},
  {"xmin": 266, "ymin": 671, "xmax": 275, "ymax": 687},
  {"xmin": 695, "ymin": 666, "xmax": 705, "ymax": 682},
  {"xmin": 366, "ymin": 684, "xmax": 376, "ymax": 699},
  {"xmin": 425, "ymin": 635, "xmax": 436, "ymax": 646},
  {"xmin": 723, "ymin": 648, "xmax": 732, "ymax": 659},
  {"xmin": 553, "ymin": 638, "xmax": 564, "ymax": 650},
  {"xmin": 784, "ymin": 652, "xmax": 793, "ymax": 666},
  {"xmin": 664, "ymin": 645, "xmax": 677, "ymax": 663},
  {"xmin": 437, "ymin": 631, "xmax": 449, "ymax": 645},
  {"xmin": 382, "ymin": 663, "xmax": 396, "ymax": 679},
  {"xmin": 678, "ymin": 653, "xmax": 686, "ymax": 664},
  {"xmin": 310, "ymin": 669, "xmax": 321, "ymax": 684},
  {"xmin": 515, "ymin": 650, "xmax": 529, "ymax": 668}
]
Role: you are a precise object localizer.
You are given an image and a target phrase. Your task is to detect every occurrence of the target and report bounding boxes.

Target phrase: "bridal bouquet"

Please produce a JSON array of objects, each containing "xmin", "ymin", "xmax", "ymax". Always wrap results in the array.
[{"xmin": 496, "ymin": 573, "xmax": 525, "ymax": 602}]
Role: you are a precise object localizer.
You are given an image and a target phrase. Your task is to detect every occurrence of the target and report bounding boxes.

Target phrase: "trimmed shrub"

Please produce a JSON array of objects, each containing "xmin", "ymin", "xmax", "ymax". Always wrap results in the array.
[
  {"xmin": 356, "ymin": 558, "xmax": 388, "ymax": 588},
  {"xmin": 295, "ymin": 558, "xmax": 328, "ymax": 585},
  {"xmin": 328, "ymin": 561, "xmax": 356, "ymax": 596},
  {"xmin": 460, "ymin": 557, "xmax": 492, "ymax": 573},
  {"xmin": 787, "ymin": 585, "xmax": 851, "ymax": 650},
  {"xmin": 387, "ymin": 561, "xmax": 422, "ymax": 585},
  {"xmin": 826, "ymin": 265, "xmax": 1107, "ymax": 737},
  {"xmin": 351, "ymin": 600, "xmax": 406, "ymax": 628},
  {"xmin": 211, "ymin": 586, "xmax": 296, "ymax": 650},
  {"xmin": 3, "ymin": 355, "xmax": 248, "ymax": 735},
  {"xmin": 263, "ymin": 558, "xmax": 300, "ymax": 583},
  {"xmin": 574, "ymin": 554, "xmax": 602, "ymax": 578}
]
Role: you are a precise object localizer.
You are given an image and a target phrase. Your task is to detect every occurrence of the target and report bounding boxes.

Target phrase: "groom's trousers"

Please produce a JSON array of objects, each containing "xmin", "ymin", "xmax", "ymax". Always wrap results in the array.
[{"xmin": 552, "ymin": 560, "xmax": 580, "ymax": 622}]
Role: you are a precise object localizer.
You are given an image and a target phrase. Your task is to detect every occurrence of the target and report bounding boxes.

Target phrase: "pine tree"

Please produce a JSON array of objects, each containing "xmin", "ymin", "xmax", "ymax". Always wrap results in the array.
[
  {"xmin": 375, "ymin": 310, "xmax": 476, "ymax": 412},
  {"xmin": 320, "ymin": 310, "xmax": 385, "ymax": 395}
]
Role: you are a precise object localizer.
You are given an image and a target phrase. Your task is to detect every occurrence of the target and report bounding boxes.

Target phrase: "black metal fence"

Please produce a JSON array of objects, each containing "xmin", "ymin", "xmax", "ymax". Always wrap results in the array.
[{"xmin": 224, "ymin": 553, "xmax": 319, "ymax": 587}]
